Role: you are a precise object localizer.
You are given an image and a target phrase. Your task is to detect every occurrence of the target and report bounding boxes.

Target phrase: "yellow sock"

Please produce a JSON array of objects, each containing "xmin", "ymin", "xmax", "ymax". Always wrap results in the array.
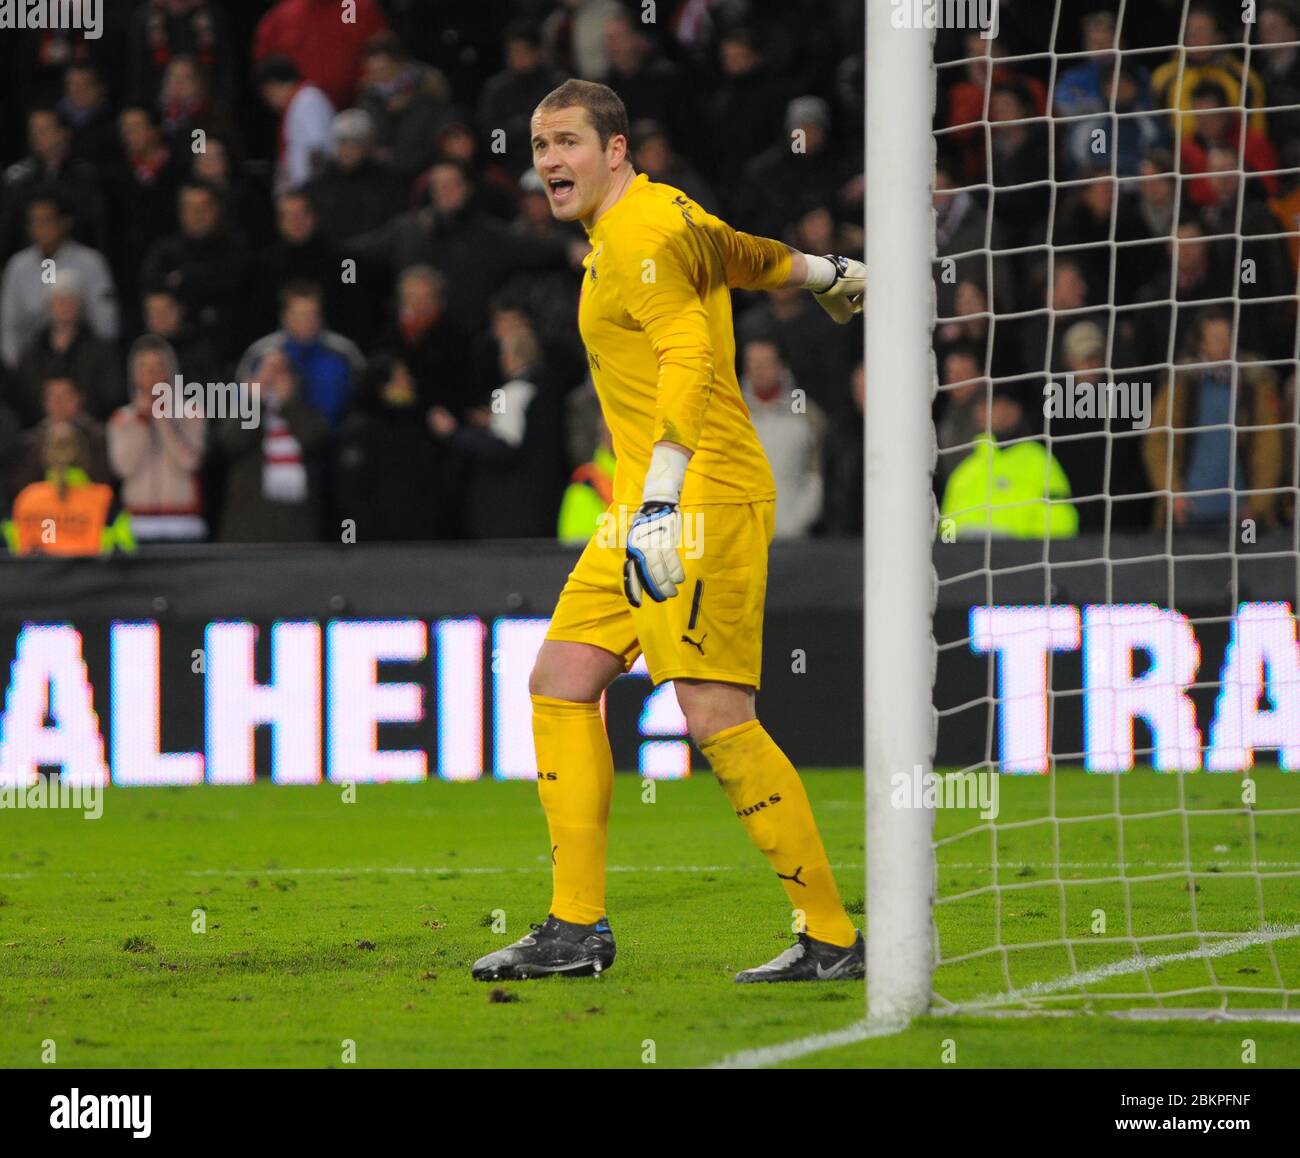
[
  {"xmin": 531, "ymin": 693, "xmax": 614, "ymax": 925},
  {"xmin": 700, "ymin": 719, "xmax": 858, "ymax": 948}
]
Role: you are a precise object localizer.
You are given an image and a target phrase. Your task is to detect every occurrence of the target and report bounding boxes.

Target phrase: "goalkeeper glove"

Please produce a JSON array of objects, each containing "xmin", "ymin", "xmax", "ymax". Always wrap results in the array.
[
  {"xmin": 807, "ymin": 253, "xmax": 866, "ymax": 324},
  {"xmin": 623, "ymin": 443, "xmax": 689, "ymax": 607}
]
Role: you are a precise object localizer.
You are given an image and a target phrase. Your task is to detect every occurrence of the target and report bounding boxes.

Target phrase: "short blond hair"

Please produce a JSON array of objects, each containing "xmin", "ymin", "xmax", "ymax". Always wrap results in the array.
[{"xmin": 534, "ymin": 79, "xmax": 629, "ymax": 151}]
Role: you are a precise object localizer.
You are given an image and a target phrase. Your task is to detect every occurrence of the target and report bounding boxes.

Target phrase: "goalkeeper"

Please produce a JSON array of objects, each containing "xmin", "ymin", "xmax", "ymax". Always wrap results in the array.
[{"xmin": 472, "ymin": 80, "xmax": 865, "ymax": 984}]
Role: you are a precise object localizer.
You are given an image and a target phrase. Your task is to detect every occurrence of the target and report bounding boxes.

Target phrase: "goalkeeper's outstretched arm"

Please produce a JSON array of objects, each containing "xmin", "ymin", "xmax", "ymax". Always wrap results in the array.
[
  {"xmin": 783, "ymin": 248, "xmax": 866, "ymax": 324},
  {"xmin": 702, "ymin": 210, "xmax": 864, "ymax": 324}
]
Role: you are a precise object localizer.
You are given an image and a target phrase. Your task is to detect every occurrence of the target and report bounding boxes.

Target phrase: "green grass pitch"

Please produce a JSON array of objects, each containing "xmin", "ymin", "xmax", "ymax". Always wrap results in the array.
[{"xmin": 1, "ymin": 768, "xmax": 1297, "ymax": 1068}]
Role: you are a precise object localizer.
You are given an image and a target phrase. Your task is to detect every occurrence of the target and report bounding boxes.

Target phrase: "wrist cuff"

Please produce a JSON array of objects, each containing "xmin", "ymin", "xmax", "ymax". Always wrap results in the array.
[
  {"xmin": 642, "ymin": 443, "xmax": 690, "ymax": 504},
  {"xmin": 801, "ymin": 253, "xmax": 838, "ymax": 292}
]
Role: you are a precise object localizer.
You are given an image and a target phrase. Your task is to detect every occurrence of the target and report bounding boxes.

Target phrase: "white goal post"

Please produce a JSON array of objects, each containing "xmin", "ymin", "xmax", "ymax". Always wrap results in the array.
[
  {"xmin": 864, "ymin": 3, "xmax": 938, "ymax": 1022},
  {"xmin": 865, "ymin": 0, "xmax": 1300, "ymax": 1023}
]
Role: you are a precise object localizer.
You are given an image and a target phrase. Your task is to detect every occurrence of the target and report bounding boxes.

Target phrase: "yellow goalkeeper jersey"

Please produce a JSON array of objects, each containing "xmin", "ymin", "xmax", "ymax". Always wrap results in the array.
[{"xmin": 578, "ymin": 171, "xmax": 792, "ymax": 509}]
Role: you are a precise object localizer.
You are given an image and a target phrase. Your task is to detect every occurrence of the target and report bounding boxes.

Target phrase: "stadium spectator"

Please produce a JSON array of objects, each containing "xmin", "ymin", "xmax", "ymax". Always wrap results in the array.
[
  {"xmin": 733, "ymin": 96, "xmax": 858, "ymax": 239},
  {"xmin": 1054, "ymin": 12, "xmax": 1165, "ymax": 179},
  {"xmin": 1181, "ymin": 81, "xmax": 1280, "ymax": 204},
  {"xmin": 1128, "ymin": 221, "xmax": 1234, "ymax": 367},
  {"xmin": 4, "ymin": 420, "xmax": 134, "ymax": 557},
  {"xmin": 477, "ymin": 21, "xmax": 568, "ymax": 179},
  {"xmin": 380, "ymin": 265, "xmax": 474, "ymax": 416},
  {"xmin": 988, "ymin": 83, "xmax": 1051, "ymax": 253},
  {"xmin": 111, "ymin": 105, "xmax": 179, "ymax": 329},
  {"xmin": 356, "ymin": 33, "xmax": 453, "ymax": 182},
  {"xmin": 337, "ymin": 354, "xmax": 447, "ymax": 541},
  {"xmin": 600, "ymin": 12, "xmax": 694, "ymax": 166},
  {"xmin": 789, "ymin": 203, "xmax": 863, "ymax": 280},
  {"xmin": 820, "ymin": 360, "xmax": 864, "ymax": 537},
  {"xmin": 1256, "ymin": 2, "xmax": 1300, "ymax": 169},
  {"xmin": 1, "ymin": 106, "xmax": 109, "ymax": 259},
  {"xmin": 1052, "ymin": 170, "xmax": 1148, "ymax": 295},
  {"xmin": 424, "ymin": 117, "xmax": 520, "ymax": 222},
  {"xmin": 1150, "ymin": 3, "xmax": 1267, "ymax": 143},
  {"xmin": 629, "ymin": 119, "xmax": 716, "ymax": 212},
  {"xmin": 0, "ymin": 192, "xmax": 118, "ymax": 372},
  {"xmin": 1052, "ymin": 10, "xmax": 1118, "ymax": 119},
  {"xmin": 216, "ymin": 348, "xmax": 328, "ymax": 542},
  {"xmin": 253, "ymin": 0, "xmax": 389, "ymax": 111},
  {"xmin": 142, "ymin": 288, "xmax": 221, "ymax": 384},
  {"xmin": 187, "ymin": 134, "xmax": 270, "ymax": 248},
  {"xmin": 1049, "ymin": 320, "xmax": 1151, "ymax": 531},
  {"xmin": 108, "ymin": 335, "xmax": 207, "ymax": 543},
  {"xmin": 935, "ymin": 279, "xmax": 1017, "ymax": 379},
  {"xmin": 542, "ymin": 0, "xmax": 625, "ymax": 81},
  {"xmin": 255, "ymin": 55, "xmax": 335, "ymax": 196},
  {"xmin": 944, "ymin": 32, "xmax": 1048, "ymax": 185},
  {"xmin": 704, "ymin": 28, "xmax": 787, "ymax": 189},
  {"xmin": 129, "ymin": 0, "xmax": 236, "ymax": 109},
  {"xmin": 562, "ymin": 373, "xmax": 603, "ymax": 474},
  {"xmin": 9, "ymin": 376, "xmax": 111, "ymax": 494},
  {"xmin": 557, "ymin": 418, "xmax": 615, "ymax": 544},
  {"xmin": 1191, "ymin": 149, "xmax": 1292, "ymax": 359},
  {"xmin": 934, "ymin": 157, "xmax": 1015, "ymax": 319},
  {"xmin": 1131, "ymin": 151, "xmax": 1179, "ymax": 239},
  {"xmin": 59, "ymin": 63, "xmax": 118, "ymax": 172},
  {"xmin": 346, "ymin": 158, "xmax": 582, "ymax": 336},
  {"xmin": 736, "ymin": 284, "xmax": 859, "ymax": 416},
  {"xmin": 258, "ymin": 189, "xmax": 360, "ymax": 341},
  {"xmin": 741, "ymin": 337, "xmax": 824, "ymax": 540},
  {"xmin": 941, "ymin": 390, "xmax": 1079, "ymax": 540},
  {"xmin": 13, "ymin": 277, "xmax": 123, "ymax": 425},
  {"xmin": 238, "ymin": 282, "xmax": 363, "ymax": 431},
  {"xmin": 430, "ymin": 324, "xmax": 566, "ymax": 539},
  {"xmin": 303, "ymin": 110, "xmax": 404, "ymax": 244},
  {"xmin": 157, "ymin": 53, "xmax": 238, "ymax": 155},
  {"xmin": 935, "ymin": 344, "xmax": 988, "ymax": 491},
  {"xmin": 1143, "ymin": 310, "xmax": 1284, "ymax": 531},
  {"xmin": 1018, "ymin": 257, "xmax": 1123, "ymax": 376},
  {"xmin": 141, "ymin": 180, "xmax": 251, "ymax": 365}
]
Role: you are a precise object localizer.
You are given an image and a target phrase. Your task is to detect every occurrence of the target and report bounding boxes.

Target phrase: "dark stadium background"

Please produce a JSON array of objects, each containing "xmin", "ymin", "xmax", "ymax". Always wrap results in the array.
[{"xmin": 0, "ymin": 0, "xmax": 1297, "ymax": 774}]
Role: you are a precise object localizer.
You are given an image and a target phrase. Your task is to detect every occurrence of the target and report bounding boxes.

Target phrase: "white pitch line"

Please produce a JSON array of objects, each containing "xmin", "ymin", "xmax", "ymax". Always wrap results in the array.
[
  {"xmin": 953, "ymin": 922, "xmax": 1300, "ymax": 1010},
  {"xmin": 707, "ymin": 1017, "xmax": 908, "ymax": 1070},
  {"xmin": 704, "ymin": 922, "xmax": 1300, "ymax": 1069}
]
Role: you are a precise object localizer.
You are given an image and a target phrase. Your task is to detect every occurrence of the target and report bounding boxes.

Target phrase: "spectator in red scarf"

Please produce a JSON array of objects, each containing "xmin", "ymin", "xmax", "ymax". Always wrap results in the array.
[
  {"xmin": 157, "ymin": 54, "xmax": 238, "ymax": 156},
  {"xmin": 252, "ymin": 0, "xmax": 389, "ymax": 111},
  {"xmin": 1181, "ymin": 80, "xmax": 1281, "ymax": 206}
]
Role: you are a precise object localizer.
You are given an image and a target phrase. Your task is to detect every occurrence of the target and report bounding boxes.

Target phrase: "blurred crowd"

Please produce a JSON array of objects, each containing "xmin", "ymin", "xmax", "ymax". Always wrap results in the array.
[
  {"xmin": 4, "ymin": 0, "xmax": 1295, "ymax": 555},
  {"xmin": 935, "ymin": 0, "xmax": 1300, "ymax": 539},
  {"xmin": 0, "ymin": 0, "xmax": 866, "ymax": 552}
]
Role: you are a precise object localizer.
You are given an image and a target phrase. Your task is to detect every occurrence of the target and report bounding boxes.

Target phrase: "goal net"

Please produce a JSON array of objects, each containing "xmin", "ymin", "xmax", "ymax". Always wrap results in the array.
[{"xmin": 869, "ymin": 0, "xmax": 1300, "ymax": 1020}]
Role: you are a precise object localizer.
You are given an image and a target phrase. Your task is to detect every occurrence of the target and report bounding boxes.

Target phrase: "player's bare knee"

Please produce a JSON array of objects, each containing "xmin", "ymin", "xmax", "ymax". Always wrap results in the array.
[{"xmin": 675, "ymin": 681, "xmax": 756, "ymax": 746}]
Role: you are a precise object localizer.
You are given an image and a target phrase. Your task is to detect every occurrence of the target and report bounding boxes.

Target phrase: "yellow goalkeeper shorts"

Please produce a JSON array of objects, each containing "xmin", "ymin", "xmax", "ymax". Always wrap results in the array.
[{"xmin": 545, "ymin": 500, "xmax": 776, "ymax": 689}]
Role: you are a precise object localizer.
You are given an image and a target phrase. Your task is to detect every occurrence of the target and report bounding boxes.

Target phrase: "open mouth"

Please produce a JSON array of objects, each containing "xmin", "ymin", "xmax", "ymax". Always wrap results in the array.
[{"xmin": 548, "ymin": 176, "xmax": 576, "ymax": 204}]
